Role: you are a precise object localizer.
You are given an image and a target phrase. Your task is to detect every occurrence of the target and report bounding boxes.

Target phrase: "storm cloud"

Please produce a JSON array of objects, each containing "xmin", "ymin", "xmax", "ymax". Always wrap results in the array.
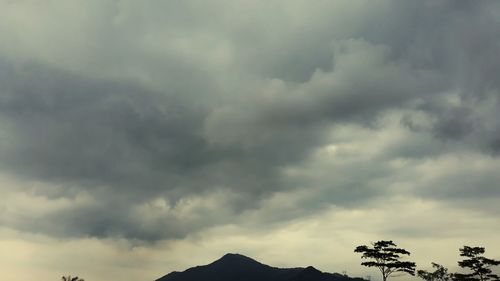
[{"xmin": 1, "ymin": 0, "xmax": 500, "ymax": 248}]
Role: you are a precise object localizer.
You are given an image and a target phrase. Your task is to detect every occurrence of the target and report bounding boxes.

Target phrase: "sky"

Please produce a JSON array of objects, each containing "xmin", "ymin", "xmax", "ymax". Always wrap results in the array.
[{"xmin": 0, "ymin": 1, "xmax": 500, "ymax": 281}]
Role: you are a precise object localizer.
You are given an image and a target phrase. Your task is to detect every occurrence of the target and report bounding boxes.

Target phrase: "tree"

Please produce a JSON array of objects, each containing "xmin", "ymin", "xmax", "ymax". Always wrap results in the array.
[
  {"xmin": 452, "ymin": 246, "xmax": 500, "ymax": 281},
  {"xmin": 418, "ymin": 263, "xmax": 451, "ymax": 281},
  {"xmin": 62, "ymin": 276, "xmax": 84, "ymax": 281},
  {"xmin": 354, "ymin": 240, "xmax": 416, "ymax": 281}
]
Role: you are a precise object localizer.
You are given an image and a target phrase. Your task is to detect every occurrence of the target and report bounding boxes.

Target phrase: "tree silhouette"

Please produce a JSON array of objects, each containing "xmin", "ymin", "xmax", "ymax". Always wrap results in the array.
[
  {"xmin": 62, "ymin": 276, "xmax": 84, "ymax": 281},
  {"xmin": 418, "ymin": 263, "xmax": 451, "ymax": 281},
  {"xmin": 354, "ymin": 240, "xmax": 416, "ymax": 281},
  {"xmin": 452, "ymin": 246, "xmax": 500, "ymax": 281}
]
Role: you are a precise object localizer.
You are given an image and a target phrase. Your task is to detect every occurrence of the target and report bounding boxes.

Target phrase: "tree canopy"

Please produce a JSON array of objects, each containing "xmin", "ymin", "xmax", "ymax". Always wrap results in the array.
[
  {"xmin": 418, "ymin": 263, "xmax": 451, "ymax": 281},
  {"xmin": 354, "ymin": 240, "xmax": 416, "ymax": 281},
  {"xmin": 452, "ymin": 246, "xmax": 500, "ymax": 281},
  {"xmin": 62, "ymin": 276, "xmax": 84, "ymax": 281}
]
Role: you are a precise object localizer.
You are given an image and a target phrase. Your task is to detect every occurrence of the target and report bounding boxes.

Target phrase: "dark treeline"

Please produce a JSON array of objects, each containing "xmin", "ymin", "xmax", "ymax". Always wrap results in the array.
[
  {"xmin": 61, "ymin": 240, "xmax": 499, "ymax": 281},
  {"xmin": 61, "ymin": 276, "xmax": 84, "ymax": 281},
  {"xmin": 355, "ymin": 241, "xmax": 500, "ymax": 281}
]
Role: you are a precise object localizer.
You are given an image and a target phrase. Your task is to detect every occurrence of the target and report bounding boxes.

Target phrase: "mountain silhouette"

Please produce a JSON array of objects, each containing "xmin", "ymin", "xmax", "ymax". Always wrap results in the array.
[{"xmin": 155, "ymin": 253, "xmax": 366, "ymax": 281}]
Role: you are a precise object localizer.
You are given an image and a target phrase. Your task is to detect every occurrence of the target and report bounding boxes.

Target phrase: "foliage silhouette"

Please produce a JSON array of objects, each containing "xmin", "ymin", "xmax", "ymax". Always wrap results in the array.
[
  {"xmin": 354, "ymin": 240, "xmax": 416, "ymax": 281},
  {"xmin": 62, "ymin": 275, "xmax": 84, "ymax": 281},
  {"xmin": 418, "ymin": 263, "xmax": 451, "ymax": 281},
  {"xmin": 452, "ymin": 246, "xmax": 500, "ymax": 281}
]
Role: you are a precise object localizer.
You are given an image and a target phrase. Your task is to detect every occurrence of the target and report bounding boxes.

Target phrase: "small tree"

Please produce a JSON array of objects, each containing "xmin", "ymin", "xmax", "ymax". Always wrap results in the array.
[
  {"xmin": 452, "ymin": 246, "xmax": 500, "ymax": 281},
  {"xmin": 418, "ymin": 263, "xmax": 451, "ymax": 281},
  {"xmin": 354, "ymin": 240, "xmax": 416, "ymax": 281},
  {"xmin": 62, "ymin": 276, "xmax": 84, "ymax": 281}
]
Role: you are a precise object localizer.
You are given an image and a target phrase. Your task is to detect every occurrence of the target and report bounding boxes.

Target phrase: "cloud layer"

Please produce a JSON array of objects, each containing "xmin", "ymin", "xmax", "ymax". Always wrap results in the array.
[{"xmin": 0, "ymin": 0, "xmax": 499, "ymax": 266}]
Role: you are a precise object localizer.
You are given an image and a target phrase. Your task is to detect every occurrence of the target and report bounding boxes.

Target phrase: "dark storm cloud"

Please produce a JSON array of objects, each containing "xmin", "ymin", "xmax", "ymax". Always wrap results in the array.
[
  {"xmin": 0, "ymin": 59, "xmax": 319, "ymax": 203},
  {"xmin": 393, "ymin": 0, "xmax": 500, "ymax": 153},
  {"xmin": 0, "ymin": 59, "xmax": 326, "ymax": 239},
  {"xmin": 421, "ymin": 167, "xmax": 500, "ymax": 200},
  {"xmin": 0, "ymin": 60, "xmax": 207, "ymax": 194},
  {"xmin": 1, "ymin": 0, "xmax": 500, "ymax": 240}
]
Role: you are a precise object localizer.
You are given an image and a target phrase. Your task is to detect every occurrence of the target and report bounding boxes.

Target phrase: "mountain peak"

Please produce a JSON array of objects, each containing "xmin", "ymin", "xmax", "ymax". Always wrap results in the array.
[
  {"xmin": 211, "ymin": 253, "xmax": 265, "ymax": 268},
  {"xmin": 156, "ymin": 254, "xmax": 366, "ymax": 281},
  {"xmin": 303, "ymin": 266, "xmax": 321, "ymax": 272},
  {"xmin": 220, "ymin": 253, "xmax": 253, "ymax": 260},
  {"xmin": 289, "ymin": 265, "xmax": 326, "ymax": 281}
]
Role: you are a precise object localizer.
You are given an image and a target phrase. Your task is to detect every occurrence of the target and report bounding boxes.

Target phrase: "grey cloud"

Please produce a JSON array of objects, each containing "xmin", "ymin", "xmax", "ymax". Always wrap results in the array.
[
  {"xmin": 431, "ymin": 107, "xmax": 475, "ymax": 139},
  {"xmin": 414, "ymin": 155, "xmax": 500, "ymax": 201},
  {"xmin": 399, "ymin": 0, "xmax": 500, "ymax": 153},
  {"xmin": 0, "ymin": 61, "xmax": 208, "ymax": 194},
  {"xmin": 1, "ymin": 0, "xmax": 500, "ymax": 241},
  {"xmin": 0, "ymin": 60, "xmax": 325, "ymax": 240}
]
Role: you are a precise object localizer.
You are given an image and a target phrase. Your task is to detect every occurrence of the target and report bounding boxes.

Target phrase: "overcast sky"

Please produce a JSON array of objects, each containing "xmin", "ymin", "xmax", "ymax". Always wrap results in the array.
[{"xmin": 1, "ymin": 1, "xmax": 500, "ymax": 281}]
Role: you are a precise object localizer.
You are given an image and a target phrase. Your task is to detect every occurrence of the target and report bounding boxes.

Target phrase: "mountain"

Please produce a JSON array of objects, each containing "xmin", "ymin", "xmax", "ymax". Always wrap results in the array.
[{"xmin": 155, "ymin": 253, "xmax": 366, "ymax": 281}]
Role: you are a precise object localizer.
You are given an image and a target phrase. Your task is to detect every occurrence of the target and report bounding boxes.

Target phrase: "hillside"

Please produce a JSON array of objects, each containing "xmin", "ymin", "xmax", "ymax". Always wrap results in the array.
[{"xmin": 155, "ymin": 253, "xmax": 366, "ymax": 281}]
